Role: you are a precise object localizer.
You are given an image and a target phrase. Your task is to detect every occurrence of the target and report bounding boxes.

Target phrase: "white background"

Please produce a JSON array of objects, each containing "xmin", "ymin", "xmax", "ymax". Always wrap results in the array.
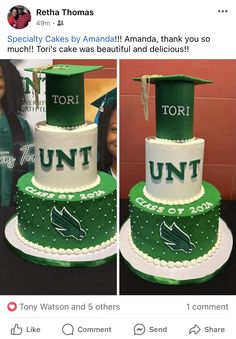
[
  {"xmin": 0, "ymin": 0, "xmax": 235, "ymax": 337},
  {"xmin": 0, "ymin": 0, "xmax": 235, "ymax": 59},
  {"xmin": 0, "ymin": 295, "xmax": 234, "ymax": 338}
]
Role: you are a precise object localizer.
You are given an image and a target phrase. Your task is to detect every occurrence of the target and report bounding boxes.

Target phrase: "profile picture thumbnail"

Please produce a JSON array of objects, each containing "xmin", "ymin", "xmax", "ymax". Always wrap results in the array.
[{"xmin": 8, "ymin": 5, "xmax": 31, "ymax": 29}]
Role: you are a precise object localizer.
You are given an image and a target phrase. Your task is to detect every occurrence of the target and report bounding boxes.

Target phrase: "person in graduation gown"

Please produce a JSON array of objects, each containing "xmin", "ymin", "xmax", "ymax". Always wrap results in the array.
[
  {"xmin": 0, "ymin": 60, "xmax": 33, "ymax": 206},
  {"xmin": 95, "ymin": 89, "xmax": 117, "ymax": 179}
]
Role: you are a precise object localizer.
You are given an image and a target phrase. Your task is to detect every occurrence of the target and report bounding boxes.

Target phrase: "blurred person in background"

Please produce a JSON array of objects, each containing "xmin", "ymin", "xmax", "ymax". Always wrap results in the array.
[
  {"xmin": 0, "ymin": 60, "xmax": 33, "ymax": 206},
  {"xmin": 96, "ymin": 90, "xmax": 117, "ymax": 179}
]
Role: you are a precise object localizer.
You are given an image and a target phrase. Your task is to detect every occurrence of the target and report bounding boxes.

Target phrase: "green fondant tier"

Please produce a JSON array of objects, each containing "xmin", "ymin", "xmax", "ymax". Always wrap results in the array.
[
  {"xmin": 16, "ymin": 171, "xmax": 116, "ymax": 249},
  {"xmin": 129, "ymin": 181, "xmax": 220, "ymax": 262},
  {"xmin": 155, "ymin": 81, "xmax": 194, "ymax": 140},
  {"xmin": 46, "ymin": 74, "xmax": 85, "ymax": 127}
]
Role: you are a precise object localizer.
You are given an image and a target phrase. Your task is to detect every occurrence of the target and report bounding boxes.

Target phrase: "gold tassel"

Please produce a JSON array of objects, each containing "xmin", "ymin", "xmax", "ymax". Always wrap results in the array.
[
  {"xmin": 141, "ymin": 75, "xmax": 151, "ymax": 121},
  {"xmin": 32, "ymin": 64, "xmax": 53, "ymax": 109},
  {"xmin": 141, "ymin": 74, "xmax": 163, "ymax": 121},
  {"xmin": 32, "ymin": 64, "xmax": 68, "ymax": 109}
]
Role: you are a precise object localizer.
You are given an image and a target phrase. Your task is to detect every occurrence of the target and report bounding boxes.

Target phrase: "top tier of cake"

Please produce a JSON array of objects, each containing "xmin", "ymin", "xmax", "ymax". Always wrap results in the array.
[
  {"xmin": 25, "ymin": 64, "xmax": 103, "ymax": 128},
  {"xmin": 133, "ymin": 74, "xmax": 212, "ymax": 141},
  {"xmin": 25, "ymin": 64, "xmax": 103, "ymax": 192}
]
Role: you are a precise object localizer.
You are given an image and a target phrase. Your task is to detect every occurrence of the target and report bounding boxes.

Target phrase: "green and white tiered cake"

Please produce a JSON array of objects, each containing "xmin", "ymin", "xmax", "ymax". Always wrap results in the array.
[
  {"xmin": 120, "ymin": 74, "xmax": 233, "ymax": 284},
  {"xmin": 5, "ymin": 64, "xmax": 117, "ymax": 267}
]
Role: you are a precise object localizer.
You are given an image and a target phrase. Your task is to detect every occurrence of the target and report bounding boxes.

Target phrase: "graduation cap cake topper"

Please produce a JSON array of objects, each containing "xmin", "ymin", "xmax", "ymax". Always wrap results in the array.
[
  {"xmin": 134, "ymin": 74, "xmax": 212, "ymax": 140},
  {"xmin": 25, "ymin": 64, "xmax": 103, "ymax": 128}
]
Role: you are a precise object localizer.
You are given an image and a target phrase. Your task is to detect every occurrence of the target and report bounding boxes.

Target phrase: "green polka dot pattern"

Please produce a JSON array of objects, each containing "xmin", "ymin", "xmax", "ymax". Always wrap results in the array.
[
  {"xmin": 17, "ymin": 172, "xmax": 116, "ymax": 249},
  {"xmin": 130, "ymin": 181, "xmax": 220, "ymax": 262}
]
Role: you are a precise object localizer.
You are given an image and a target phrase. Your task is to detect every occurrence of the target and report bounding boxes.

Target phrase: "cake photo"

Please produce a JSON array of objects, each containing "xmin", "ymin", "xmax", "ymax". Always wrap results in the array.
[
  {"xmin": 5, "ymin": 64, "xmax": 117, "ymax": 267},
  {"xmin": 120, "ymin": 73, "xmax": 233, "ymax": 284}
]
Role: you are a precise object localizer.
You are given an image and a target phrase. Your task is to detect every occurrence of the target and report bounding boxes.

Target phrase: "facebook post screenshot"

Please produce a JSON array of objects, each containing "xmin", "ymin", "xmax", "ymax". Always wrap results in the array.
[{"xmin": 0, "ymin": 0, "xmax": 235, "ymax": 337}]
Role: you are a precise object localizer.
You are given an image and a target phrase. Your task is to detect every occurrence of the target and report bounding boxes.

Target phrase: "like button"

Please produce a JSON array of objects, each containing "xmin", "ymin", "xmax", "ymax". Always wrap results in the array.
[{"xmin": 11, "ymin": 324, "xmax": 23, "ymax": 335}]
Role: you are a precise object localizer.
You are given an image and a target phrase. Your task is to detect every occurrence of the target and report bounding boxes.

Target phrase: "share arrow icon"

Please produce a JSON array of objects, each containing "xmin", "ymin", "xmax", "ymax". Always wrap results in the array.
[{"xmin": 189, "ymin": 324, "xmax": 201, "ymax": 335}]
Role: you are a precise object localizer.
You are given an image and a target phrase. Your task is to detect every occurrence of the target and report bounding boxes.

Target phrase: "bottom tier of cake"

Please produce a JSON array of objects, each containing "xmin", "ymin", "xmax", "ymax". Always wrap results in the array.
[
  {"xmin": 16, "ymin": 171, "xmax": 116, "ymax": 255},
  {"xmin": 129, "ymin": 181, "xmax": 221, "ymax": 267}
]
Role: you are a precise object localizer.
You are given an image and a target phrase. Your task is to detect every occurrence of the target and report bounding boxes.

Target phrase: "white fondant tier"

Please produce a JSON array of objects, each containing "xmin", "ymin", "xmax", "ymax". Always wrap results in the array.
[
  {"xmin": 34, "ymin": 121, "xmax": 98, "ymax": 192},
  {"xmin": 145, "ymin": 137, "xmax": 205, "ymax": 203}
]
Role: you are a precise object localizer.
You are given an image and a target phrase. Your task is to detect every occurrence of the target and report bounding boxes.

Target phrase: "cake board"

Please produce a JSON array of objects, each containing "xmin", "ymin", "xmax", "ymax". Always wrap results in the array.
[
  {"xmin": 120, "ymin": 218, "xmax": 233, "ymax": 285},
  {"xmin": 5, "ymin": 215, "xmax": 117, "ymax": 268}
]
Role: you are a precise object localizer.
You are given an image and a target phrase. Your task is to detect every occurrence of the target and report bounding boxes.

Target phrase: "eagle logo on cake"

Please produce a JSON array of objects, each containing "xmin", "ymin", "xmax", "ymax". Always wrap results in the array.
[
  {"xmin": 160, "ymin": 222, "xmax": 195, "ymax": 254},
  {"xmin": 50, "ymin": 207, "xmax": 86, "ymax": 241}
]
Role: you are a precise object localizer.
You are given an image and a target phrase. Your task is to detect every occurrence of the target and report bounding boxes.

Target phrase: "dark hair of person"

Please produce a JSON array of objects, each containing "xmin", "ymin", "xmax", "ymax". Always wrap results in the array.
[
  {"xmin": 97, "ymin": 99, "xmax": 116, "ymax": 173},
  {"xmin": 0, "ymin": 60, "xmax": 25, "ymax": 115},
  {"xmin": 10, "ymin": 6, "xmax": 19, "ymax": 15}
]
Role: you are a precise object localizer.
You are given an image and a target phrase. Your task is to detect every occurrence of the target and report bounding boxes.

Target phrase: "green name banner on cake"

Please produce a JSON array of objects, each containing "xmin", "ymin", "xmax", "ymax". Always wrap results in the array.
[
  {"xmin": 47, "ymin": 74, "xmax": 84, "ymax": 127},
  {"xmin": 156, "ymin": 82, "xmax": 194, "ymax": 140}
]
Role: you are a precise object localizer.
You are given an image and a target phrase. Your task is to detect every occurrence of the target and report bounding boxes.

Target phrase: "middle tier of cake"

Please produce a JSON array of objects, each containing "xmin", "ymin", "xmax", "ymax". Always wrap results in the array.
[
  {"xmin": 145, "ymin": 137, "xmax": 205, "ymax": 204},
  {"xmin": 34, "ymin": 121, "xmax": 99, "ymax": 193}
]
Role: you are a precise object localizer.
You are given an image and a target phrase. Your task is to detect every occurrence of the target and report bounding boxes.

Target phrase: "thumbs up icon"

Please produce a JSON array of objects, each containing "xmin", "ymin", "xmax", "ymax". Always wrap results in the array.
[{"xmin": 11, "ymin": 324, "xmax": 23, "ymax": 335}]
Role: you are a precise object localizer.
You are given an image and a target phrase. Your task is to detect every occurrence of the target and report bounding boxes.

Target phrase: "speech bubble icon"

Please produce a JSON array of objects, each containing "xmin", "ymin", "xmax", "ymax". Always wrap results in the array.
[
  {"xmin": 62, "ymin": 323, "xmax": 74, "ymax": 335},
  {"xmin": 189, "ymin": 324, "xmax": 201, "ymax": 334},
  {"xmin": 134, "ymin": 323, "xmax": 146, "ymax": 335}
]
